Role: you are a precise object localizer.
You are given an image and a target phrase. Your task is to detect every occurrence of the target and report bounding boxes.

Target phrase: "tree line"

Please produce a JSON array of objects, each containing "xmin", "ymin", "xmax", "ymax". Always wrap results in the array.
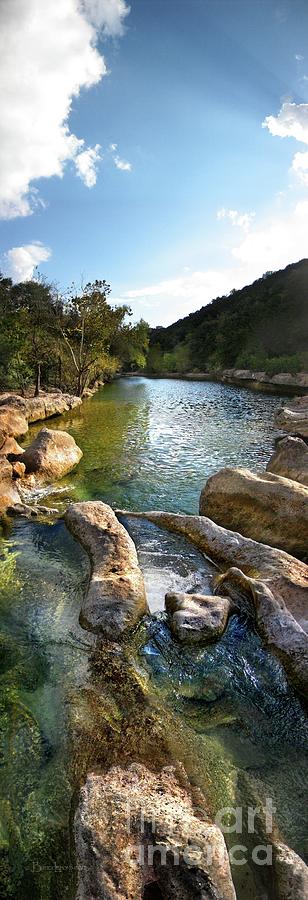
[
  {"xmin": 0, "ymin": 275, "xmax": 149, "ymax": 397},
  {"xmin": 147, "ymin": 260, "xmax": 308, "ymax": 376}
]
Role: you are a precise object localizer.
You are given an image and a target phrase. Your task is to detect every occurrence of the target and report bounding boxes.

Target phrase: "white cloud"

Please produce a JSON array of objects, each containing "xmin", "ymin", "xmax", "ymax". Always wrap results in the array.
[
  {"xmin": 217, "ymin": 208, "xmax": 255, "ymax": 231},
  {"xmin": 114, "ymin": 155, "xmax": 132, "ymax": 171},
  {"xmin": 109, "ymin": 142, "xmax": 132, "ymax": 171},
  {"xmin": 75, "ymin": 144, "xmax": 102, "ymax": 187},
  {"xmin": 115, "ymin": 199, "xmax": 308, "ymax": 326},
  {"xmin": 0, "ymin": 0, "xmax": 129, "ymax": 220},
  {"xmin": 82, "ymin": 0, "xmax": 130, "ymax": 35},
  {"xmin": 263, "ymin": 101, "xmax": 308, "ymax": 184},
  {"xmin": 6, "ymin": 242, "xmax": 51, "ymax": 282},
  {"xmin": 295, "ymin": 54, "xmax": 304, "ymax": 61}
]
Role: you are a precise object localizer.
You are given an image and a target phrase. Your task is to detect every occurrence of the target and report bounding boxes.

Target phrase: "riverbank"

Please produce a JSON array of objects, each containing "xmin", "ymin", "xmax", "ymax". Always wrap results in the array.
[{"xmin": 121, "ymin": 369, "xmax": 308, "ymax": 395}]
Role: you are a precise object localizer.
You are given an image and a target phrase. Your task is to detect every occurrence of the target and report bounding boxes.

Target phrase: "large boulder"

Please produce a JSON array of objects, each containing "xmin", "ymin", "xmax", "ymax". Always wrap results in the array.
[
  {"xmin": 65, "ymin": 501, "xmax": 148, "ymax": 637},
  {"xmin": 275, "ymin": 394, "xmax": 308, "ymax": 438},
  {"xmin": 165, "ymin": 591, "xmax": 231, "ymax": 644},
  {"xmin": 199, "ymin": 467, "xmax": 308, "ymax": 558},
  {"xmin": 74, "ymin": 763, "xmax": 236, "ymax": 900},
  {"xmin": 267, "ymin": 435, "xmax": 308, "ymax": 486},
  {"xmin": 22, "ymin": 427, "xmax": 82, "ymax": 481}
]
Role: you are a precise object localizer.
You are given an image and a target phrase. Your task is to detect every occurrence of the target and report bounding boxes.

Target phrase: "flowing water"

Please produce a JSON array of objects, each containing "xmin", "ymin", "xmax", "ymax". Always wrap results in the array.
[{"xmin": 1, "ymin": 378, "xmax": 307, "ymax": 899}]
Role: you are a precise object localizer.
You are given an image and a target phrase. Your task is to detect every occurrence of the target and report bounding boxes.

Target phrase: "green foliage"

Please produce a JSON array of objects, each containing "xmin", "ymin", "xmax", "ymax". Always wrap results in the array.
[
  {"xmin": 0, "ymin": 274, "xmax": 149, "ymax": 396},
  {"xmin": 148, "ymin": 260, "xmax": 308, "ymax": 375}
]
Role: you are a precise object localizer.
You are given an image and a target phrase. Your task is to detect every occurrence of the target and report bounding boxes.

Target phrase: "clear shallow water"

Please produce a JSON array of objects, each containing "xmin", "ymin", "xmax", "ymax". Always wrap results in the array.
[
  {"xmin": 2, "ymin": 377, "xmax": 307, "ymax": 899},
  {"xmin": 26, "ymin": 377, "xmax": 285, "ymax": 513}
]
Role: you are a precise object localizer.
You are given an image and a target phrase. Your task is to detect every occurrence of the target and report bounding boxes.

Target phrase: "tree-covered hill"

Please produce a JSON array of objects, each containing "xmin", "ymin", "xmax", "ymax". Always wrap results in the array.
[{"xmin": 147, "ymin": 259, "xmax": 308, "ymax": 375}]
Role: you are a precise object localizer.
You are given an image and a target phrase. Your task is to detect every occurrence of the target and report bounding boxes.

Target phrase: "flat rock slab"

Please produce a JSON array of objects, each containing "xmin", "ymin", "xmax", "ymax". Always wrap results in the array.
[
  {"xmin": 75, "ymin": 763, "xmax": 236, "ymax": 900},
  {"xmin": 22, "ymin": 426, "xmax": 83, "ymax": 482},
  {"xmin": 165, "ymin": 591, "xmax": 231, "ymax": 644},
  {"xmin": 65, "ymin": 501, "xmax": 148, "ymax": 637},
  {"xmin": 199, "ymin": 466, "xmax": 308, "ymax": 558},
  {"xmin": 267, "ymin": 435, "xmax": 308, "ymax": 486}
]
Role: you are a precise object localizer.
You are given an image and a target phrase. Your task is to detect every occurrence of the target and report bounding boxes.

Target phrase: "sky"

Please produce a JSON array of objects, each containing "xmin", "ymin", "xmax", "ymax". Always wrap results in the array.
[{"xmin": 1, "ymin": 0, "xmax": 308, "ymax": 326}]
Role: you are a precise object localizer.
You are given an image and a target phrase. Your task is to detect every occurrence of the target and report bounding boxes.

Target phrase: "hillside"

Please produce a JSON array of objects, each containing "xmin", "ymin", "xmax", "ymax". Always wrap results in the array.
[{"xmin": 147, "ymin": 259, "xmax": 308, "ymax": 375}]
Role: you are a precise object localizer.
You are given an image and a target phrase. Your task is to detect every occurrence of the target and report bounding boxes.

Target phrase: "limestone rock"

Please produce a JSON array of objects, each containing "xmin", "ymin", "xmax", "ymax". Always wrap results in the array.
[
  {"xmin": 119, "ymin": 509, "xmax": 308, "ymax": 629},
  {"xmin": 22, "ymin": 427, "xmax": 82, "ymax": 482},
  {"xmin": 199, "ymin": 467, "xmax": 308, "ymax": 558},
  {"xmin": 12, "ymin": 461, "xmax": 26, "ymax": 479},
  {"xmin": 74, "ymin": 763, "xmax": 236, "ymax": 900},
  {"xmin": 214, "ymin": 567, "xmax": 308, "ymax": 698},
  {"xmin": 273, "ymin": 841, "xmax": 308, "ymax": 899},
  {"xmin": 0, "ymin": 458, "xmax": 20, "ymax": 513},
  {"xmin": 65, "ymin": 501, "xmax": 148, "ymax": 637},
  {"xmin": 165, "ymin": 592, "xmax": 231, "ymax": 644},
  {"xmin": 267, "ymin": 436, "xmax": 308, "ymax": 486},
  {"xmin": 0, "ymin": 436, "xmax": 24, "ymax": 457},
  {"xmin": 275, "ymin": 394, "xmax": 308, "ymax": 438},
  {"xmin": 0, "ymin": 405, "xmax": 28, "ymax": 439}
]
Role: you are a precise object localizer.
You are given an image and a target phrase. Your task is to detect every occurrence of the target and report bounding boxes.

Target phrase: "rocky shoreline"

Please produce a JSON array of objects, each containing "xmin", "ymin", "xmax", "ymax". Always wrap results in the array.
[
  {"xmin": 122, "ymin": 368, "xmax": 308, "ymax": 394},
  {"xmin": 1, "ymin": 383, "xmax": 308, "ymax": 899}
]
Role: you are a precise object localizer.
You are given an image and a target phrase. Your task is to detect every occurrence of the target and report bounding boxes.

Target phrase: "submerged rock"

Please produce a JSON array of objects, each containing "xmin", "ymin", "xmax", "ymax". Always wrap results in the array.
[
  {"xmin": 75, "ymin": 763, "xmax": 236, "ymax": 900},
  {"xmin": 65, "ymin": 501, "xmax": 148, "ymax": 637},
  {"xmin": 199, "ymin": 466, "xmax": 308, "ymax": 558},
  {"xmin": 22, "ymin": 426, "xmax": 83, "ymax": 482},
  {"xmin": 165, "ymin": 592, "xmax": 231, "ymax": 644},
  {"xmin": 267, "ymin": 435, "xmax": 308, "ymax": 486},
  {"xmin": 274, "ymin": 394, "xmax": 308, "ymax": 438}
]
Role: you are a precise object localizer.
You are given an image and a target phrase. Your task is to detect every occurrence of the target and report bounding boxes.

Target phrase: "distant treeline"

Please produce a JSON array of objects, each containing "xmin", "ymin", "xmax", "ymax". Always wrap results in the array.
[
  {"xmin": 0, "ymin": 275, "xmax": 149, "ymax": 396},
  {"xmin": 147, "ymin": 259, "xmax": 308, "ymax": 376}
]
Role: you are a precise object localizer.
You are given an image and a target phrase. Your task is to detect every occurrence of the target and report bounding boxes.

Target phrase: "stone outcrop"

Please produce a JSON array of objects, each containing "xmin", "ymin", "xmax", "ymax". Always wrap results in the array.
[
  {"xmin": 199, "ymin": 467, "xmax": 308, "ymax": 558},
  {"xmin": 214, "ymin": 567, "xmax": 308, "ymax": 698},
  {"xmin": 21, "ymin": 427, "xmax": 83, "ymax": 482},
  {"xmin": 165, "ymin": 592, "xmax": 231, "ymax": 644},
  {"xmin": 118, "ymin": 510, "xmax": 308, "ymax": 630},
  {"xmin": 267, "ymin": 435, "xmax": 308, "ymax": 486},
  {"xmin": 274, "ymin": 394, "xmax": 308, "ymax": 437},
  {"xmin": 75, "ymin": 763, "xmax": 236, "ymax": 900},
  {"xmin": 0, "ymin": 390, "xmax": 82, "ymax": 424},
  {"xmin": 65, "ymin": 501, "xmax": 148, "ymax": 637}
]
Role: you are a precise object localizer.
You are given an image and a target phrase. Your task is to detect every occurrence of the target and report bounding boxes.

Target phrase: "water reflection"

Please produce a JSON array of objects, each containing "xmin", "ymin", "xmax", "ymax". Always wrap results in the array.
[{"xmin": 25, "ymin": 377, "xmax": 285, "ymax": 513}]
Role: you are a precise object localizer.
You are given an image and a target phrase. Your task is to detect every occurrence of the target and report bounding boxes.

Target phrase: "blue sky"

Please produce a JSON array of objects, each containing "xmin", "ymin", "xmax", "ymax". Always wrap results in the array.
[{"xmin": 1, "ymin": 0, "xmax": 308, "ymax": 324}]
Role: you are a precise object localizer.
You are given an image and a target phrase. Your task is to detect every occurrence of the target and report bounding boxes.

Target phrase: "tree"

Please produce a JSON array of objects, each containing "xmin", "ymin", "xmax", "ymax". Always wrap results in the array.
[{"xmin": 61, "ymin": 280, "xmax": 130, "ymax": 396}]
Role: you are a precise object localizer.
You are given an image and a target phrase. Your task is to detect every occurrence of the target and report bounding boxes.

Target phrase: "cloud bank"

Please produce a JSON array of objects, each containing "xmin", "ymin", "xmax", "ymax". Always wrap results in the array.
[{"xmin": 0, "ymin": 0, "xmax": 130, "ymax": 219}]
